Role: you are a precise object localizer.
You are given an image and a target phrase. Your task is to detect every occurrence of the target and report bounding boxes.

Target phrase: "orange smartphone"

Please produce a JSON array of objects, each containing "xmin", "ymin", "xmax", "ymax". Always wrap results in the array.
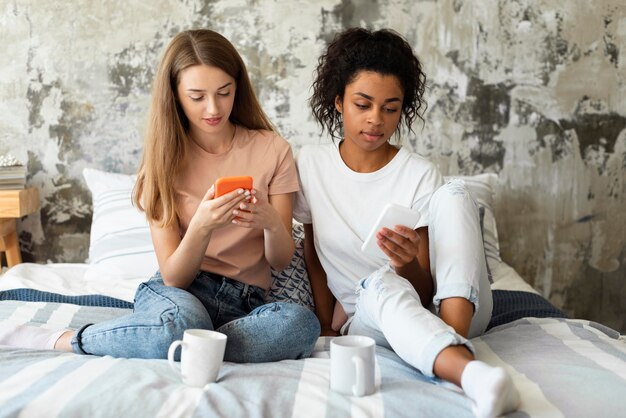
[{"xmin": 214, "ymin": 176, "xmax": 253, "ymax": 197}]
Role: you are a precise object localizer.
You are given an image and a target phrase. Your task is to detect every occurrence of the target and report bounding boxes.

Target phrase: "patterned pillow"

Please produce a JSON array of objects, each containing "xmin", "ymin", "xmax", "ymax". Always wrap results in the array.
[{"xmin": 268, "ymin": 222, "xmax": 314, "ymax": 310}]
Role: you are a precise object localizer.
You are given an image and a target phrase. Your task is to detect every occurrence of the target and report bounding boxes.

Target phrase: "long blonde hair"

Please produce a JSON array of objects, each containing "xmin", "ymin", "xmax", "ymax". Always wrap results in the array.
[{"xmin": 133, "ymin": 29, "xmax": 274, "ymax": 227}]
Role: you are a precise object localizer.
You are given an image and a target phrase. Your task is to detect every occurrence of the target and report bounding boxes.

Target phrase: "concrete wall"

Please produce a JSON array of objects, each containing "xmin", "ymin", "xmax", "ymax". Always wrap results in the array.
[{"xmin": 1, "ymin": 0, "xmax": 624, "ymax": 332}]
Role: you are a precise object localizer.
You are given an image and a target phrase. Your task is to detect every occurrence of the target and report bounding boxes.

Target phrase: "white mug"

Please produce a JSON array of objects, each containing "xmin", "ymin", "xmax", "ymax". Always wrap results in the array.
[
  {"xmin": 168, "ymin": 329, "xmax": 227, "ymax": 387},
  {"xmin": 330, "ymin": 335, "xmax": 376, "ymax": 397}
]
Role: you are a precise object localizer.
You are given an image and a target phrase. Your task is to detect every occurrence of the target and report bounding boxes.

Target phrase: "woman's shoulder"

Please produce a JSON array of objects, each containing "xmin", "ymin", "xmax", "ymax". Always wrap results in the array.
[
  {"xmin": 394, "ymin": 148, "xmax": 443, "ymax": 187},
  {"xmin": 398, "ymin": 147, "xmax": 440, "ymax": 172},
  {"xmin": 297, "ymin": 142, "xmax": 335, "ymax": 161},
  {"xmin": 241, "ymin": 127, "xmax": 292, "ymax": 151}
]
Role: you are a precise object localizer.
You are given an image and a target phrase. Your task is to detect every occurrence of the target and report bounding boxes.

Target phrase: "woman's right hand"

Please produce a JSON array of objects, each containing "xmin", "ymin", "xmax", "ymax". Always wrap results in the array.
[
  {"xmin": 190, "ymin": 185, "xmax": 250, "ymax": 233},
  {"xmin": 376, "ymin": 225, "xmax": 422, "ymax": 270}
]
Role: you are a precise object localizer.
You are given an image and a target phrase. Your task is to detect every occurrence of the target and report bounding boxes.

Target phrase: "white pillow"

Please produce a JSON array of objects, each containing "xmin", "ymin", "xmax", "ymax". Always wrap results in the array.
[
  {"xmin": 443, "ymin": 173, "xmax": 502, "ymax": 279},
  {"xmin": 83, "ymin": 168, "xmax": 159, "ymax": 281}
]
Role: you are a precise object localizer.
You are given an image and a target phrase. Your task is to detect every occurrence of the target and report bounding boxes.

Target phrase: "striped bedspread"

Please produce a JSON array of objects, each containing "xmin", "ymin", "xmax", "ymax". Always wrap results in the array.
[{"xmin": 1, "ymin": 300, "xmax": 625, "ymax": 417}]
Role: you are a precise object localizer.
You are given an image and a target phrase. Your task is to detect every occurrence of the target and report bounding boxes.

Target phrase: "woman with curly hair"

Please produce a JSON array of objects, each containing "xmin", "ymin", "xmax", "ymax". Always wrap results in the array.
[{"xmin": 295, "ymin": 27, "xmax": 519, "ymax": 418}]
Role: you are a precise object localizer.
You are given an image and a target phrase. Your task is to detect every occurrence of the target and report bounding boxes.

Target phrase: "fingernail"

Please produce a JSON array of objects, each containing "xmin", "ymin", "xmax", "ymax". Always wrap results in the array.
[
  {"xmin": 244, "ymin": 190, "xmax": 250, "ymax": 196},
  {"xmin": 233, "ymin": 210, "xmax": 239, "ymax": 215},
  {"xmin": 238, "ymin": 189, "xmax": 244, "ymax": 194}
]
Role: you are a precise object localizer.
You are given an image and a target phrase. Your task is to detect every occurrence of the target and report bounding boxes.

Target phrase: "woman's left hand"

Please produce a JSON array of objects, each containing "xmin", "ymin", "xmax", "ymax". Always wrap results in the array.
[
  {"xmin": 376, "ymin": 225, "xmax": 421, "ymax": 269},
  {"xmin": 231, "ymin": 189, "xmax": 282, "ymax": 231}
]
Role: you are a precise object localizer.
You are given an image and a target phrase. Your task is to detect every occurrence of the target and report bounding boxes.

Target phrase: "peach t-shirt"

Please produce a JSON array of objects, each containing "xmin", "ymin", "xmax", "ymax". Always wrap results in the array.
[{"xmin": 175, "ymin": 126, "xmax": 299, "ymax": 289}]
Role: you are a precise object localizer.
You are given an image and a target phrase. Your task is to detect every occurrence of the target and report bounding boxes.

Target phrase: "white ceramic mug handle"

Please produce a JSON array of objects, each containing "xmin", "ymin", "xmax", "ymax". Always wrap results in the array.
[
  {"xmin": 352, "ymin": 356, "xmax": 365, "ymax": 397},
  {"xmin": 168, "ymin": 340, "xmax": 184, "ymax": 375}
]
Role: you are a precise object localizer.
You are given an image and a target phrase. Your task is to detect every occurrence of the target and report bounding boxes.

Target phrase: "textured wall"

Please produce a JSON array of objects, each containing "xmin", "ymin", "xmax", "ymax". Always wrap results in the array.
[{"xmin": 1, "ymin": 0, "xmax": 624, "ymax": 332}]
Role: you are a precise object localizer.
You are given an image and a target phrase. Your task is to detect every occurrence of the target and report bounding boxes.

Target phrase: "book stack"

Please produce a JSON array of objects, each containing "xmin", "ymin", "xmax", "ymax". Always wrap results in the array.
[{"xmin": 0, "ymin": 154, "xmax": 27, "ymax": 190}]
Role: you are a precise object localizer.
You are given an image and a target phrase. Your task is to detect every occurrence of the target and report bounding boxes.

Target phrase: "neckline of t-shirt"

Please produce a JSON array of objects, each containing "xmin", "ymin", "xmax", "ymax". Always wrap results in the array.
[
  {"xmin": 191, "ymin": 124, "xmax": 241, "ymax": 158},
  {"xmin": 330, "ymin": 142, "xmax": 409, "ymax": 181}
]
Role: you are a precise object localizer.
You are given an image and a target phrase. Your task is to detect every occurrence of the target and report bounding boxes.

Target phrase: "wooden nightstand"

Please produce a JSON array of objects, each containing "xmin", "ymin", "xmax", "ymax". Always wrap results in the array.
[{"xmin": 0, "ymin": 188, "xmax": 40, "ymax": 267}]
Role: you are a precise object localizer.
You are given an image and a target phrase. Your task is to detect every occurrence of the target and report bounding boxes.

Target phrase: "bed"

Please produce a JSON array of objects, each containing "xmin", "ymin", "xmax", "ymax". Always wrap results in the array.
[{"xmin": 1, "ymin": 169, "xmax": 625, "ymax": 418}]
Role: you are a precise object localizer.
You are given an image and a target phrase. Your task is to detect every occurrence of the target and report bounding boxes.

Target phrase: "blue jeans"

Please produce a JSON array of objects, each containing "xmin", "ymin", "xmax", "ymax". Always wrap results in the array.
[{"xmin": 71, "ymin": 271, "xmax": 320, "ymax": 362}]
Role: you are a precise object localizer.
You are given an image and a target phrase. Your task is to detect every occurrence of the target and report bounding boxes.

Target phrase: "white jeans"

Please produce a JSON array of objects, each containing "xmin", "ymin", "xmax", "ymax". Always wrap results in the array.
[{"xmin": 344, "ymin": 180, "xmax": 492, "ymax": 377}]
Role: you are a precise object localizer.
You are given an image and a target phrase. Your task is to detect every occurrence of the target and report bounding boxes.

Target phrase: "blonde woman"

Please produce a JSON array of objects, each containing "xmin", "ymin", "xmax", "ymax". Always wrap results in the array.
[{"xmin": 3, "ymin": 29, "xmax": 319, "ymax": 362}]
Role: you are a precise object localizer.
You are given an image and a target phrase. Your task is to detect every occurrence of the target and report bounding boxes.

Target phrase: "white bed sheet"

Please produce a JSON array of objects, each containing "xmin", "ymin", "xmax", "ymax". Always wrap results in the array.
[{"xmin": 0, "ymin": 263, "xmax": 142, "ymax": 302}]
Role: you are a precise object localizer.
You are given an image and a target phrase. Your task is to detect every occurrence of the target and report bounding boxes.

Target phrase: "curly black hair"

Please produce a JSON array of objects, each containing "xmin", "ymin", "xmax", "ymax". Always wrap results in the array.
[{"xmin": 310, "ymin": 28, "xmax": 427, "ymax": 141}]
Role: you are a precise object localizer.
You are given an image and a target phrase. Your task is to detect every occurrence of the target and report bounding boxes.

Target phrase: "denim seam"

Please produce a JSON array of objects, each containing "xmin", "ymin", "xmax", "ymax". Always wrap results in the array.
[
  {"xmin": 217, "ymin": 302, "xmax": 281, "ymax": 333},
  {"xmin": 213, "ymin": 274, "xmax": 264, "ymax": 298},
  {"xmin": 141, "ymin": 282, "xmax": 181, "ymax": 316}
]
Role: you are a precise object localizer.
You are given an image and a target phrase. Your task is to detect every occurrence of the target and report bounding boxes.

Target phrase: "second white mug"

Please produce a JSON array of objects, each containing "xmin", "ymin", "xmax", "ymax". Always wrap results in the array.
[
  {"xmin": 168, "ymin": 329, "xmax": 227, "ymax": 387},
  {"xmin": 330, "ymin": 335, "xmax": 376, "ymax": 397}
]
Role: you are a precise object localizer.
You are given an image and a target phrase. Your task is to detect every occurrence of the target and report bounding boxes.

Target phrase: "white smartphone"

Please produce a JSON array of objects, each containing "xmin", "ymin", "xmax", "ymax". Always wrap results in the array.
[{"xmin": 361, "ymin": 203, "xmax": 421, "ymax": 259}]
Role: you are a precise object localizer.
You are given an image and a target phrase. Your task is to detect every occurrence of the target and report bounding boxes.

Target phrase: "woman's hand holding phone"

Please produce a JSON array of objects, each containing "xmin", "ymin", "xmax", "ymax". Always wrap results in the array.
[
  {"xmin": 376, "ymin": 225, "xmax": 422, "ymax": 270},
  {"xmin": 231, "ymin": 188, "xmax": 282, "ymax": 231},
  {"xmin": 189, "ymin": 178, "xmax": 251, "ymax": 234},
  {"xmin": 361, "ymin": 203, "xmax": 422, "ymax": 270},
  {"xmin": 196, "ymin": 175, "xmax": 280, "ymax": 232}
]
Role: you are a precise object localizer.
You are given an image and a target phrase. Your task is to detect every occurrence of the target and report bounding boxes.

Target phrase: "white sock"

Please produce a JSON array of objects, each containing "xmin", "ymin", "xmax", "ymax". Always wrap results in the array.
[
  {"xmin": 461, "ymin": 360, "xmax": 520, "ymax": 418},
  {"xmin": 0, "ymin": 324, "xmax": 68, "ymax": 350}
]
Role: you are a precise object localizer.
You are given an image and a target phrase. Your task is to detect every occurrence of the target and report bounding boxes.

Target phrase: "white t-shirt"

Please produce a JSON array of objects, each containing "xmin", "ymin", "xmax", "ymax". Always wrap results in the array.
[{"xmin": 294, "ymin": 142, "xmax": 443, "ymax": 314}]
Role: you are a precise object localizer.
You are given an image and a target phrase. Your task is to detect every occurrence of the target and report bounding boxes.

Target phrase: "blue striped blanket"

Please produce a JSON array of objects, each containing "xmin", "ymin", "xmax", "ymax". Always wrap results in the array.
[
  {"xmin": 0, "ymin": 288, "xmax": 567, "ymax": 330},
  {"xmin": 0, "ymin": 299, "xmax": 624, "ymax": 417}
]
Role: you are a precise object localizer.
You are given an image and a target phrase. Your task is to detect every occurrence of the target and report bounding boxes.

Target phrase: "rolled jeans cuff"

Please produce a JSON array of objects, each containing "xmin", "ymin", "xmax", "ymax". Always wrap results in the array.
[
  {"xmin": 432, "ymin": 282, "xmax": 479, "ymax": 315},
  {"xmin": 70, "ymin": 323, "xmax": 93, "ymax": 355},
  {"xmin": 421, "ymin": 331, "xmax": 475, "ymax": 377}
]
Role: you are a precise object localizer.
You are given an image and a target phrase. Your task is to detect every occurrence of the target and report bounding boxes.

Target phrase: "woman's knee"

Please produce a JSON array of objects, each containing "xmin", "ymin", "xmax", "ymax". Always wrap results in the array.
[
  {"xmin": 430, "ymin": 179, "xmax": 478, "ymax": 215},
  {"xmin": 143, "ymin": 284, "xmax": 213, "ymax": 353},
  {"xmin": 221, "ymin": 302, "xmax": 320, "ymax": 362},
  {"xmin": 366, "ymin": 270, "xmax": 420, "ymax": 301},
  {"xmin": 271, "ymin": 302, "xmax": 320, "ymax": 355},
  {"xmin": 170, "ymin": 297, "xmax": 214, "ymax": 333},
  {"xmin": 140, "ymin": 281, "xmax": 212, "ymax": 327},
  {"xmin": 152, "ymin": 309, "xmax": 214, "ymax": 360},
  {"xmin": 74, "ymin": 283, "xmax": 213, "ymax": 359}
]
